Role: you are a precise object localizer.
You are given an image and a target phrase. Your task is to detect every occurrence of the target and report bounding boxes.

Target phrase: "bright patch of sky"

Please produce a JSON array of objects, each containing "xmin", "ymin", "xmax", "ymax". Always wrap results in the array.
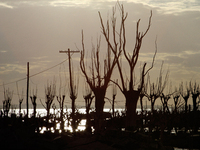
[
  {"xmin": 130, "ymin": 0, "xmax": 200, "ymax": 14},
  {"xmin": 0, "ymin": 0, "xmax": 200, "ymax": 14}
]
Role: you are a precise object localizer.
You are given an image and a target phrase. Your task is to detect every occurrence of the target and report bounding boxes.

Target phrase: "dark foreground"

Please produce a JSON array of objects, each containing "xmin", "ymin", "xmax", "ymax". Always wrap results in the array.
[
  {"xmin": 1, "ymin": 125, "xmax": 200, "ymax": 150},
  {"xmin": 1, "ymin": 110, "xmax": 200, "ymax": 150}
]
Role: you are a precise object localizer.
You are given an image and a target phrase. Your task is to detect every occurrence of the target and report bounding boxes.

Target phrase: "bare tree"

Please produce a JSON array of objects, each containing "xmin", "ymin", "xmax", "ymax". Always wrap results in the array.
[
  {"xmin": 146, "ymin": 62, "xmax": 169, "ymax": 112},
  {"xmin": 139, "ymin": 74, "xmax": 148, "ymax": 113},
  {"xmin": 189, "ymin": 81, "xmax": 199, "ymax": 112},
  {"xmin": 160, "ymin": 81, "xmax": 173, "ymax": 113},
  {"xmin": 3, "ymin": 86, "xmax": 13, "ymax": 117},
  {"xmin": 99, "ymin": 2, "xmax": 157, "ymax": 127},
  {"xmin": 16, "ymin": 82, "xmax": 24, "ymax": 116},
  {"xmin": 160, "ymin": 93, "xmax": 171, "ymax": 113},
  {"xmin": 173, "ymin": 86, "xmax": 183, "ymax": 113},
  {"xmin": 80, "ymin": 29, "xmax": 120, "ymax": 133},
  {"xmin": 30, "ymin": 88, "xmax": 37, "ymax": 118},
  {"xmin": 40, "ymin": 79, "xmax": 56, "ymax": 130},
  {"xmin": 180, "ymin": 82, "xmax": 190, "ymax": 113},
  {"xmin": 83, "ymin": 81, "xmax": 94, "ymax": 133},
  {"xmin": 111, "ymin": 80, "xmax": 117, "ymax": 118},
  {"xmin": 57, "ymin": 92, "xmax": 66, "ymax": 131},
  {"xmin": 56, "ymin": 69, "xmax": 67, "ymax": 131},
  {"xmin": 189, "ymin": 81, "xmax": 200, "ymax": 133},
  {"xmin": 99, "ymin": 3, "xmax": 156, "ymax": 129}
]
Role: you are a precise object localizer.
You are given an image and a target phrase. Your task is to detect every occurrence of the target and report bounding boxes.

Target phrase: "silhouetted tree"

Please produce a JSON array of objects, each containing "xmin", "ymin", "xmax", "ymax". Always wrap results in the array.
[
  {"xmin": 56, "ymin": 69, "xmax": 67, "ymax": 131},
  {"xmin": 16, "ymin": 83, "xmax": 24, "ymax": 116},
  {"xmin": 3, "ymin": 86, "xmax": 13, "ymax": 117},
  {"xmin": 161, "ymin": 81, "xmax": 173, "ymax": 113},
  {"xmin": 30, "ymin": 89, "xmax": 37, "ymax": 118},
  {"xmin": 189, "ymin": 81, "xmax": 199, "ymax": 133},
  {"xmin": 41, "ymin": 79, "xmax": 56, "ymax": 130},
  {"xmin": 80, "ymin": 31, "xmax": 120, "ymax": 133},
  {"xmin": 112, "ymin": 80, "xmax": 117, "ymax": 118},
  {"xmin": 146, "ymin": 62, "xmax": 169, "ymax": 112},
  {"xmin": 139, "ymin": 75, "xmax": 148, "ymax": 113},
  {"xmin": 99, "ymin": 3, "xmax": 155, "ymax": 129},
  {"xmin": 189, "ymin": 81, "xmax": 199, "ymax": 112},
  {"xmin": 83, "ymin": 82, "xmax": 94, "ymax": 133},
  {"xmin": 180, "ymin": 82, "xmax": 190, "ymax": 113},
  {"xmin": 161, "ymin": 93, "xmax": 171, "ymax": 113},
  {"xmin": 173, "ymin": 86, "xmax": 183, "ymax": 113}
]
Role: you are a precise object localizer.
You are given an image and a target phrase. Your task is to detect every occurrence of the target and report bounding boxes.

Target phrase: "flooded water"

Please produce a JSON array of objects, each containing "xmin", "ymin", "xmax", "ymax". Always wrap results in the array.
[
  {"xmin": 9, "ymin": 108, "xmax": 126, "ymax": 133},
  {"xmin": 4, "ymin": 108, "xmax": 200, "ymax": 149}
]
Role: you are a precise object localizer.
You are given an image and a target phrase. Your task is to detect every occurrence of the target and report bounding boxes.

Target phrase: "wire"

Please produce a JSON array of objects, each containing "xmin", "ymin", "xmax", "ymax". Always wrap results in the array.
[
  {"xmin": 0, "ymin": 77, "xmax": 27, "ymax": 87},
  {"xmin": 0, "ymin": 58, "xmax": 68, "ymax": 87},
  {"xmin": 29, "ymin": 58, "xmax": 68, "ymax": 78}
]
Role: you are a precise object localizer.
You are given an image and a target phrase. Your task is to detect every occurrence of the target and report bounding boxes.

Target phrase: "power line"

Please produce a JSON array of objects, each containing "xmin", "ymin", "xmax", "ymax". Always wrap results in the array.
[
  {"xmin": 0, "ymin": 58, "xmax": 68, "ymax": 87},
  {"xmin": 29, "ymin": 58, "xmax": 68, "ymax": 78}
]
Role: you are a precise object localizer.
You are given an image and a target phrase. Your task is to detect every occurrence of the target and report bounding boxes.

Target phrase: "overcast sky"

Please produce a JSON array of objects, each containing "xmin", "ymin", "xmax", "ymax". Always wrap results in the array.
[{"xmin": 0, "ymin": 0, "xmax": 200, "ymax": 108}]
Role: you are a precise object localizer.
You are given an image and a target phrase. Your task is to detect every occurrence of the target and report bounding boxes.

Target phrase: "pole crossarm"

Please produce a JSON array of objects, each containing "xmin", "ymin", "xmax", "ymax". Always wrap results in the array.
[{"xmin": 59, "ymin": 50, "xmax": 80, "ymax": 53}]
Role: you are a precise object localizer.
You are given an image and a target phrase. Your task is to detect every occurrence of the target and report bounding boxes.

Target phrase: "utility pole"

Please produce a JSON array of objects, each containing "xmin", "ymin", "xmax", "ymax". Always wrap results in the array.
[
  {"xmin": 60, "ymin": 49, "xmax": 79, "ymax": 93},
  {"xmin": 59, "ymin": 48, "xmax": 80, "ymax": 132},
  {"xmin": 59, "ymin": 49, "xmax": 80, "ymax": 93},
  {"xmin": 26, "ymin": 62, "xmax": 29, "ymax": 117}
]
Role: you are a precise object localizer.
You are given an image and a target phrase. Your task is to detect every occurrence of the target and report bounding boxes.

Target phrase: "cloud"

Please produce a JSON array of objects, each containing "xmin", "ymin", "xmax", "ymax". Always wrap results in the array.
[
  {"xmin": 155, "ymin": 50, "xmax": 200, "ymax": 70},
  {"xmin": 49, "ymin": 0, "xmax": 90, "ymax": 7},
  {"xmin": 0, "ymin": 50, "xmax": 7, "ymax": 53},
  {"xmin": 127, "ymin": 0, "xmax": 200, "ymax": 14},
  {"xmin": 1, "ymin": 0, "xmax": 200, "ymax": 15},
  {"xmin": 0, "ymin": 63, "xmax": 26, "ymax": 75},
  {"xmin": 0, "ymin": 0, "xmax": 115, "ymax": 9},
  {"xmin": 0, "ymin": 2, "xmax": 14, "ymax": 9}
]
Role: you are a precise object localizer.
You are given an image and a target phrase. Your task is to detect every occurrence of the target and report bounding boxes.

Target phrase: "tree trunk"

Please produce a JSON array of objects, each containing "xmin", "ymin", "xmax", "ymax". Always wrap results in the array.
[
  {"xmin": 139, "ymin": 96, "xmax": 144, "ymax": 113},
  {"xmin": 71, "ymin": 98, "xmax": 76, "ymax": 132},
  {"xmin": 192, "ymin": 95, "xmax": 198, "ymax": 112},
  {"xmin": 86, "ymin": 103, "xmax": 91, "ymax": 133},
  {"xmin": 19, "ymin": 102, "xmax": 22, "ymax": 115},
  {"xmin": 125, "ymin": 90, "xmax": 140, "ymax": 130},
  {"xmin": 112, "ymin": 95, "xmax": 116, "ymax": 118},
  {"xmin": 60, "ymin": 107, "xmax": 64, "ymax": 131},
  {"xmin": 151, "ymin": 100, "xmax": 155, "ymax": 112},
  {"xmin": 46, "ymin": 108, "xmax": 50, "ymax": 130},
  {"xmin": 94, "ymin": 89, "xmax": 106, "ymax": 133},
  {"xmin": 33, "ymin": 104, "xmax": 36, "ymax": 118},
  {"xmin": 184, "ymin": 99, "xmax": 188, "ymax": 113}
]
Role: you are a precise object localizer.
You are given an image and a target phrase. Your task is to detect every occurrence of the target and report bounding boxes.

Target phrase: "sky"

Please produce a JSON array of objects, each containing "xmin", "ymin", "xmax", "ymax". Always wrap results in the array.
[{"xmin": 0, "ymin": 0, "xmax": 200, "ymax": 109}]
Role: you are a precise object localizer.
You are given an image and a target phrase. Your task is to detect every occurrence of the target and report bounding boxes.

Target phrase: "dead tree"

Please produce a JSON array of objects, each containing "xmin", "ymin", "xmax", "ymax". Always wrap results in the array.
[
  {"xmin": 112, "ymin": 80, "xmax": 117, "ymax": 118},
  {"xmin": 189, "ymin": 81, "xmax": 199, "ymax": 112},
  {"xmin": 173, "ymin": 86, "xmax": 183, "ymax": 113},
  {"xmin": 180, "ymin": 82, "xmax": 190, "ymax": 113},
  {"xmin": 189, "ymin": 81, "xmax": 199, "ymax": 133},
  {"xmin": 68, "ymin": 74, "xmax": 79, "ymax": 133},
  {"xmin": 161, "ymin": 93, "xmax": 171, "ymax": 113},
  {"xmin": 56, "ymin": 93, "xmax": 66, "ymax": 131},
  {"xmin": 3, "ymin": 87, "xmax": 13, "ymax": 117},
  {"xmin": 83, "ymin": 82, "xmax": 94, "ymax": 133},
  {"xmin": 56, "ymin": 68, "xmax": 67, "ymax": 131},
  {"xmin": 16, "ymin": 82, "xmax": 24, "ymax": 116},
  {"xmin": 146, "ymin": 62, "xmax": 169, "ymax": 112},
  {"xmin": 161, "ymin": 81, "xmax": 173, "ymax": 113},
  {"xmin": 40, "ymin": 80, "xmax": 56, "ymax": 130},
  {"xmin": 139, "ymin": 75, "xmax": 148, "ymax": 113},
  {"xmin": 80, "ymin": 30, "xmax": 120, "ymax": 133},
  {"xmin": 30, "ymin": 88, "xmax": 37, "ymax": 118},
  {"xmin": 99, "ymin": 3, "xmax": 156, "ymax": 129}
]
